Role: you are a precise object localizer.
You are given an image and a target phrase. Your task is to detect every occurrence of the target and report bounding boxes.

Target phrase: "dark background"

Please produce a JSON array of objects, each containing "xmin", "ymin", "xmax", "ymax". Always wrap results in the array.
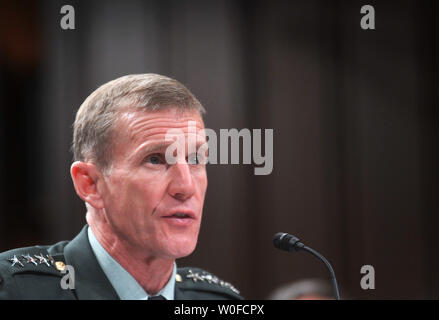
[{"xmin": 0, "ymin": 0, "xmax": 437, "ymax": 299}]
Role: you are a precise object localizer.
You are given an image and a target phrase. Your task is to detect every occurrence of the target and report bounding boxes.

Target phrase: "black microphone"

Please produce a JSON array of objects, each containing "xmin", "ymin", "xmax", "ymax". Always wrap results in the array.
[{"xmin": 273, "ymin": 232, "xmax": 341, "ymax": 300}]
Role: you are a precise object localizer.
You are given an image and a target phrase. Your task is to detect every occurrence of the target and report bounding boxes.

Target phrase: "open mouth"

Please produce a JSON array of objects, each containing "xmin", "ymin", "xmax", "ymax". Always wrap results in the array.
[
  {"xmin": 164, "ymin": 213, "xmax": 193, "ymax": 219},
  {"xmin": 161, "ymin": 211, "xmax": 196, "ymax": 226},
  {"xmin": 162, "ymin": 211, "xmax": 196, "ymax": 220}
]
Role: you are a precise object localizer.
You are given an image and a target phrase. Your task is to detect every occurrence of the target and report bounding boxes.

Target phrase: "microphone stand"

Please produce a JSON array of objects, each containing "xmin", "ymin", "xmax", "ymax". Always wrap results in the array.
[
  {"xmin": 273, "ymin": 232, "xmax": 341, "ymax": 300},
  {"xmin": 301, "ymin": 246, "xmax": 341, "ymax": 300}
]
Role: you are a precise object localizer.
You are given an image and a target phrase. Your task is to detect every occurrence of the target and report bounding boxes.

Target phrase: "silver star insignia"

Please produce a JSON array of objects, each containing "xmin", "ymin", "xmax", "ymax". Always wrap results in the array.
[
  {"xmin": 186, "ymin": 270, "xmax": 240, "ymax": 295},
  {"xmin": 8, "ymin": 255, "xmax": 24, "ymax": 267},
  {"xmin": 224, "ymin": 283, "xmax": 240, "ymax": 295},
  {"xmin": 21, "ymin": 254, "xmax": 38, "ymax": 266},
  {"xmin": 34, "ymin": 253, "xmax": 50, "ymax": 266},
  {"xmin": 186, "ymin": 269, "xmax": 204, "ymax": 282},
  {"xmin": 46, "ymin": 255, "xmax": 55, "ymax": 266}
]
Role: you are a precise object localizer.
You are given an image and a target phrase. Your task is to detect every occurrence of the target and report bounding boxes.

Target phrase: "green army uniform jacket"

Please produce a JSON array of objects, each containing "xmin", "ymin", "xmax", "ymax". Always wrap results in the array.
[{"xmin": 0, "ymin": 226, "xmax": 242, "ymax": 300}]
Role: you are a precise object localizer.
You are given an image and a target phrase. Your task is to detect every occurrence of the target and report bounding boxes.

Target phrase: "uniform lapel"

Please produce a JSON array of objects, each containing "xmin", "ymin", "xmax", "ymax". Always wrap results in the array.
[
  {"xmin": 175, "ymin": 283, "xmax": 195, "ymax": 300},
  {"xmin": 174, "ymin": 282, "xmax": 185, "ymax": 300},
  {"xmin": 64, "ymin": 225, "xmax": 120, "ymax": 300}
]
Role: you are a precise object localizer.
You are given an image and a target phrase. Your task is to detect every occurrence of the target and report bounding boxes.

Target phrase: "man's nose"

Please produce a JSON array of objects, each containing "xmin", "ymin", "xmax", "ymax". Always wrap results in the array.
[{"xmin": 168, "ymin": 163, "xmax": 195, "ymax": 201}]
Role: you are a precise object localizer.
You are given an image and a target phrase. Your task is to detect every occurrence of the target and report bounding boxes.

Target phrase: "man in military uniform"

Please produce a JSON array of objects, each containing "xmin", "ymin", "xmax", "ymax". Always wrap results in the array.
[{"xmin": 0, "ymin": 74, "xmax": 242, "ymax": 300}]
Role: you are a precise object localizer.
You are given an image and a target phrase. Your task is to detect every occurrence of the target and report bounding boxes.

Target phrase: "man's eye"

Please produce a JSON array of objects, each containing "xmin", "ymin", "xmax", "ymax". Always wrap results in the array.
[
  {"xmin": 188, "ymin": 153, "xmax": 201, "ymax": 165},
  {"xmin": 145, "ymin": 154, "xmax": 164, "ymax": 165}
]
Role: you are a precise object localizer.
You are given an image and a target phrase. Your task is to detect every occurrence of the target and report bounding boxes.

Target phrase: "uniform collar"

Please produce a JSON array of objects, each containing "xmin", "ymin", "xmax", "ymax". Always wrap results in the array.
[
  {"xmin": 87, "ymin": 226, "xmax": 176, "ymax": 300},
  {"xmin": 63, "ymin": 225, "xmax": 119, "ymax": 300}
]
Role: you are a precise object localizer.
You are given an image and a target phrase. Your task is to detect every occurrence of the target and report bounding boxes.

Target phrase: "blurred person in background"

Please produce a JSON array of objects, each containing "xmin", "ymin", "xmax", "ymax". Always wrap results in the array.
[{"xmin": 268, "ymin": 278, "xmax": 340, "ymax": 300}]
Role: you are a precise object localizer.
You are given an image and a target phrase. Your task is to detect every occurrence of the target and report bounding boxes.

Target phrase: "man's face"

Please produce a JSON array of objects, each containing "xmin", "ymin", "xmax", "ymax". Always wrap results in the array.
[{"xmin": 98, "ymin": 108, "xmax": 207, "ymax": 260}]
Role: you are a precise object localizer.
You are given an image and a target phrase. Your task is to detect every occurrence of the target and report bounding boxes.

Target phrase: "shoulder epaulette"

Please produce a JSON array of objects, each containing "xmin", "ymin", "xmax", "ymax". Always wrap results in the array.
[
  {"xmin": 176, "ymin": 267, "xmax": 242, "ymax": 299},
  {"xmin": 0, "ymin": 242, "xmax": 68, "ymax": 277}
]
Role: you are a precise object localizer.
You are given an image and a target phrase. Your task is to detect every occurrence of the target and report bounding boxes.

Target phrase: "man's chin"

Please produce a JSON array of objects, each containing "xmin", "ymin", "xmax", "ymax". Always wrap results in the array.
[{"xmin": 161, "ymin": 239, "xmax": 198, "ymax": 260}]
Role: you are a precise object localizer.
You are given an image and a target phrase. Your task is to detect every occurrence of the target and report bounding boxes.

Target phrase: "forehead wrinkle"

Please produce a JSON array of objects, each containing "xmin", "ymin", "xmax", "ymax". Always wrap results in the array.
[
  {"xmin": 121, "ymin": 109, "xmax": 204, "ymax": 130},
  {"xmin": 115, "ymin": 110, "xmax": 205, "ymax": 157},
  {"xmin": 127, "ymin": 119, "xmax": 205, "ymax": 143},
  {"xmin": 130, "ymin": 117, "xmax": 200, "ymax": 128},
  {"xmin": 132, "ymin": 130, "xmax": 207, "ymax": 150}
]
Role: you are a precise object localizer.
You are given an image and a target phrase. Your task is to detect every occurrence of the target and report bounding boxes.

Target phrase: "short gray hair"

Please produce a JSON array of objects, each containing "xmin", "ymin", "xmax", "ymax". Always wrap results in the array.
[{"xmin": 72, "ymin": 74, "xmax": 205, "ymax": 170}]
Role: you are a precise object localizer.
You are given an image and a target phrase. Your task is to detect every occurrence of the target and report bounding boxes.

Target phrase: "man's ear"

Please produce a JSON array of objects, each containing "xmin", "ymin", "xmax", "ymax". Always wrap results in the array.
[{"xmin": 70, "ymin": 161, "xmax": 105, "ymax": 209}]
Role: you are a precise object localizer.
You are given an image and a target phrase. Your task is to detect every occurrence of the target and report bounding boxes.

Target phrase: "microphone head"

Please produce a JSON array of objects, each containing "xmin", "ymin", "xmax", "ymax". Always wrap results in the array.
[
  {"xmin": 273, "ymin": 232, "xmax": 288, "ymax": 250},
  {"xmin": 273, "ymin": 232, "xmax": 302, "ymax": 251}
]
